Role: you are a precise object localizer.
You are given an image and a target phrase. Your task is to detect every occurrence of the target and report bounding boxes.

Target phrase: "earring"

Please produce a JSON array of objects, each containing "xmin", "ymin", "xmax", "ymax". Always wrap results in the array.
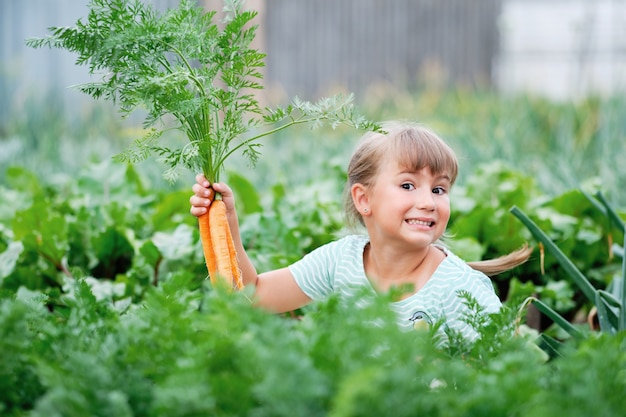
[{"xmin": 363, "ymin": 208, "xmax": 369, "ymax": 213}]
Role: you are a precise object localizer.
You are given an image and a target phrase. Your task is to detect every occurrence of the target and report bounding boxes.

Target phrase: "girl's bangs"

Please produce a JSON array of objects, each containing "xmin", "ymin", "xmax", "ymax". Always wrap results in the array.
[{"xmin": 393, "ymin": 129, "xmax": 458, "ymax": 184}]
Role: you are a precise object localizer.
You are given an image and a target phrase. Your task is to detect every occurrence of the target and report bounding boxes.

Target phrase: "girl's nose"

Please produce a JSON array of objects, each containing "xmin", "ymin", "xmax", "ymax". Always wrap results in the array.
[{"xmin": 415, "ymin": 189, "xmax": 436, "ymax": 210}]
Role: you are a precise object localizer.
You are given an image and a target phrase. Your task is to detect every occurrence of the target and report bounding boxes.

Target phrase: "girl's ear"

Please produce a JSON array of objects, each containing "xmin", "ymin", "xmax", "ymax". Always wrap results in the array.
[{"xmin": 351, "ymin": 183, "xmax": 371, "ymax": 216}]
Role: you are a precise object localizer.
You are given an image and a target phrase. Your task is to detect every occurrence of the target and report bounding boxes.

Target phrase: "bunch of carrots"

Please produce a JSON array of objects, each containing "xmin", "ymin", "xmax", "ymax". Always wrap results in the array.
[
  {"xmin": 199, "ymin": 190, "xmax": 243, "ymax": 289},
  {"xmin": 28, "ymin": 0, "xmax": 378, "ymax": 290}
]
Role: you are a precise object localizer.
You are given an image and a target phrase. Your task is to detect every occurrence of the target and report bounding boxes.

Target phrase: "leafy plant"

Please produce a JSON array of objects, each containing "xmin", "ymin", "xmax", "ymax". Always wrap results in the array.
[
  {"xmin": 25, "ymin": 0, "xmax": 377, "ymax": 184},
  {"xmin": 26, "ymin": 0, "xmax": 379, "ymax": 287},
  {"xmin": 2, "ymin": 274, "xmax": 625, "ymax": 417},
  {"xmin": 511, "ymin": 190, "xmax": 625, "ymax": 345}
]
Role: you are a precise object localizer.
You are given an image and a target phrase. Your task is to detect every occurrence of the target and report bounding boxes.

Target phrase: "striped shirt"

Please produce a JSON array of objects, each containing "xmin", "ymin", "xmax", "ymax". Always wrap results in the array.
[{"xmin": 289, "ymin": 234, "xmax": 502, "ymax": 340}]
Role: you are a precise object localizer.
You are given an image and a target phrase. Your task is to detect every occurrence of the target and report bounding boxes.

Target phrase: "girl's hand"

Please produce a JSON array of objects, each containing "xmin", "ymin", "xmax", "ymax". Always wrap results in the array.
[
  {"xmin": 190, "ymin": 175, "xmax": 311, "ymax": 312},
  {"xmin": 189, "ymin": 174, "xmax": 237, "ymax": 217},
  {"xmin": 189, "ymin": 174, "xmax": 213, "ymax": 217}
]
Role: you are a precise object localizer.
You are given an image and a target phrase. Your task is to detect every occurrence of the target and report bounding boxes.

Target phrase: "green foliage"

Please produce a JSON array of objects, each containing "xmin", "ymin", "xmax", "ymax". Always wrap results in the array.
[
  {"xmin": 0, "ymin": 162, "xmax": 201, "ymax": 308},
  {"xmin": 26, "ymin": 0, "xmax": 379, "ymax": 184},
  {"xmin": 511, "ymin": 190, "xmax": 625, "ymax": 343},
  {"xmin": 0, "ymin": 160, "xmax": 349, "ymax": 308},
  {"xmin": 1, "ymin": 158, "xmax": 623, "ymax": 327},
  {"xmin": 445, "ymin": 162, "xmax": 624, "ymax": 334},
  {"xmin": 237, "ymin": 175, "xmax": 346, "ymax": 271},
  {"xmin": 360, "ymin": 88, "xmax": 626, "ymax": 206},
  {"xmin": 5, "ymin": 9, "xmax": 626, "ymax": 410},
  {"xmin": 1, "ymin": 274, "xmax": 624, "ymax": 417},
  {"xmin": 0, "ymin": 156, "xmax": 624, "ymax": 416}
]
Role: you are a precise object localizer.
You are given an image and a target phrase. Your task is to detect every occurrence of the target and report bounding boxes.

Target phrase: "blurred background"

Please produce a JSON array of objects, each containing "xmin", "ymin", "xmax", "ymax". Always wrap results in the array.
[{"xmin": 1, "ymin": 0, "xmax": 626, "ymax": 202}]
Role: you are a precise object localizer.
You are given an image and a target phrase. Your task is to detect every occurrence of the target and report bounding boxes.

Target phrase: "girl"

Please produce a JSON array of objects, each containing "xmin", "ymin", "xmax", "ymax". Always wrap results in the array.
[{"xmin": 190, "ymin": 121, "xmax": 532, "ymax": 339}]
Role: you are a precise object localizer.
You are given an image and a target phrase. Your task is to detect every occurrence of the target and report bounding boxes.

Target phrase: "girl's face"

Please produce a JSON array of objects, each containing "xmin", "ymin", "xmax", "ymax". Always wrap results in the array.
[{"xmin": 362, "ymin": 156, "xmax": 451, "ymax": 249}]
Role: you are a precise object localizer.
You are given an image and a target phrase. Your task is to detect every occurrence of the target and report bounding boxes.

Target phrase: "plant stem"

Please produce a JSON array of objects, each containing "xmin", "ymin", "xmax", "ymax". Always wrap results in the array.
[
  {"xmin": 621, "ymin": 233, "xmax": 626, "ymax": 330},
  {"xmin": 510, "ymin": 206, "xmax": 598, "ymax": 303},
  {"xmin": 218, "ymin": 117, "xmax": 338, "ymax": 164}
]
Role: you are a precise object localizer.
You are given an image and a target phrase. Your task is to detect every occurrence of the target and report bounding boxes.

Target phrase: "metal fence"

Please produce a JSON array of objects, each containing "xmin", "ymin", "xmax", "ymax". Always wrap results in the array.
[
  {"xmin": 264, "ymin": 0, "xmax": 502, "ymax": 98},
  {"xmin": 3, "ymin": 0, "xmax": 625, "ymax": 111},
  {"xmin": 0, "ymin": 0, "xmax": 502, "ymax": 113}
]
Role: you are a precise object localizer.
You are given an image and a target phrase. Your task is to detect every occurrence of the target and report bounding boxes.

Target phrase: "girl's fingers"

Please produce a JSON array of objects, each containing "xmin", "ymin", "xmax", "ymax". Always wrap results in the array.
[
  {"xmin": 189, "ymin": 177, "xmax": 235, "ymax": 216},
  {"xmin": 190, "ymin": 205, "xmax": 208, "ymax": 217},
  {"xmin": 195, "ymin": 173, "xmax": 210, "ymax": 188},
  {"xmin": 211, "ymin": 183, "xmax": 236, "ymax": 213},
  {"xmin": 211, "ymin": 182, "xmax": 229, "ymax": 194},
  {"xmin": 192, "ymin": 183, "xmax": 214, "ymax": 199},
  {"xmin": 190, "ymin": 194, "xmax": 211, "ymax": 207},
  {"xmin": 189, "ymin": 195, "xmax": 211, "ymax": 218},
  {"xmin": 190, "ymin": 180, "xmax": 213, "ymax": 217}
]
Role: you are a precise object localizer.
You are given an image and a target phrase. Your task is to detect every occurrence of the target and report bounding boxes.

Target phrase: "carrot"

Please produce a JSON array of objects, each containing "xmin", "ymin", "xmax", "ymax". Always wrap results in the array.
[
  {"xmin": 198, "ymin": 211, "xmax": 218, "ymax": 281},
  {"xmin": 199, "ymin": 195, "xmax": 243, "ymax": 290}
]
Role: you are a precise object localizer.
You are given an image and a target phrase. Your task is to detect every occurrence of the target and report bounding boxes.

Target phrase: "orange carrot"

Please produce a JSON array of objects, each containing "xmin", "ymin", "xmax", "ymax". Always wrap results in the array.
[
  {"xmin": 198, "ymin": 211, "xmax": 218, "ymax": 281},
  {"xmin": 199, "ymin": 196, "xmax": 243, "ymax": 290}
]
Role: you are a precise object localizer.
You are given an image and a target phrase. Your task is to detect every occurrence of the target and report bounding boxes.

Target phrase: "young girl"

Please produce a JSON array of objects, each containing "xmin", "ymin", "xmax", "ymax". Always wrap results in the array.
[{"xmin": 190, "ymin": 121, "xmax": 532, "ymax": 339}]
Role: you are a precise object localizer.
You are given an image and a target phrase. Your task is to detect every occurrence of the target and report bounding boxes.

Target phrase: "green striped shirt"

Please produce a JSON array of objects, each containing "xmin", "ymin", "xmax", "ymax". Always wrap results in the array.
[{"xmin": 289, "ymin": 234, "xmax": 502, "ymax": 340}]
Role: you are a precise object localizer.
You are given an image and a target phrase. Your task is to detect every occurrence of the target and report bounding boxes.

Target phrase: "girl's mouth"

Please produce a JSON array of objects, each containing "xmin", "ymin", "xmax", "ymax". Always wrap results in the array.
[{"xmin": 406, "ymin": 219, "xmax": 434, "ymax": 227}]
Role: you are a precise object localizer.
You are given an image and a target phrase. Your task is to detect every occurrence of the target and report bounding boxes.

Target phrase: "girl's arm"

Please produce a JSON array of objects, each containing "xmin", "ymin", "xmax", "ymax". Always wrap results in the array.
[
  {"xmin": 190, "ymin": 175, "xmax": 312, "ymax": 313},
  {"xmin": 256, "ymin": 268, "xmax": 312, "ymax": 313}
]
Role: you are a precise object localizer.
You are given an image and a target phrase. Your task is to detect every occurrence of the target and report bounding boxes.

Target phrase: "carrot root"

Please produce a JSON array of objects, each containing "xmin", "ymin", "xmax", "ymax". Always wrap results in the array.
[
  {"xmin": 198, "ymin": 212, "xmax": 218, "ymax": 283},
  {"xmin": 199, "ymin": 198, "xmax": 243, "ymax": 290}
]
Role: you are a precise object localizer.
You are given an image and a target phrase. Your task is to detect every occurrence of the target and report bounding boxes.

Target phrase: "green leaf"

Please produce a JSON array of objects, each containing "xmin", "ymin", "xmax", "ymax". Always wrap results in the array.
[
  {"xmin": 227, "ymin": 171, "xmax": 262, "ymax": 215},
  {"xmin": 90, "ymin": 226, "xmax": 134, "ymax": 279},
  {"xmin": 536, "ymin": 280, "xmax": 576, "ymax": 312},
  {"xmin": 151, "ymin": 189, "xmax": 197, "ymax": 232},
  {"xmin": 465, "ymin": 161, "xmax": 538, "ymax": 210},
  {"xmin": 151, "ymin": 224, "xmax": 194, "ymax": 260},
  {"xmin": 622, "ymin": 234, "xmax": 626, "ymax": 330},
  {"xmin": 139, "ymin": 240, "xmax": 162, "ymax": 268},
  {"xmin": 531, "ymin": 299, "xmax": 585, "ymax": 340},
  {"xmin": 445, "ymin": 237, "xmax": 485, "ymax": 262},
  {"xmin": 26, "ymin": 0, "xmax": 378, "ymax": 184},
  {"xmin": 510, "ymin": 206, "xmax": 597, "ymax": 304},
  {"xmin": 594, "ymin": 192, "xmax": 626, "ymax": 234},
  {"xmin": 0, "ymin": 242, "xmax": 24, "ymax": 286},
  {"xmin": 590, "ymin": 192, "xmax": 626, "ymax": 331},
  {"xmin": 12, "ymin": 204, "xmax": 69, "ymax": 267},
  {"xmin": 549, "ymin": 189, "xmax": 597, "ymax": 219},
  {"xmin": 4, "ymin": 165, "xmax": 43, "ymax": 196},
  {"xmin": 594, "ymin": 291, "xmax": 616, "ymax": 334},
  {"xmin": 597, "ymin": 289, "xmax": 621, "ymax": 308},
  {"xmin": 506, "ymin": 278, "xmax": 538, "ymax": 303},
  {"xmin": 537, "ymin": 333, "xmax": 563, "ymax": 358}
]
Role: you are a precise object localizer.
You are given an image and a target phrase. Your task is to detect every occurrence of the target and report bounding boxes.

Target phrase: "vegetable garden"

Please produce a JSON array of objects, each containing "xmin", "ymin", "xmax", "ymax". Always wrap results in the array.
[{"xmin": 1, "ymin": 0, "xmax": 625, "ymax": 415}]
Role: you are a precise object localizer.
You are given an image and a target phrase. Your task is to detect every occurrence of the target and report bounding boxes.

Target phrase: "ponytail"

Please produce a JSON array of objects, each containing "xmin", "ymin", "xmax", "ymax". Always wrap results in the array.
[{"xmin": 467, "ymin": 244, "xmax": 533, "ymax": 276}]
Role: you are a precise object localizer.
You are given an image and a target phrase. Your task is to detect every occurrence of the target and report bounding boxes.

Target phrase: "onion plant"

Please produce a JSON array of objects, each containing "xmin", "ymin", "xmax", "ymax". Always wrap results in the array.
[{"xmin": 511, "ymin": 191, "xmax": 625, "ymax": 352}]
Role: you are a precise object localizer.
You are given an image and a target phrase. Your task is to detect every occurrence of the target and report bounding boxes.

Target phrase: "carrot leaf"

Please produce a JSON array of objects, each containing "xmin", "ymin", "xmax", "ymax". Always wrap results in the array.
[{"xmin": 26, "ymin": 0, "xmax": 380, "ymax": 184}]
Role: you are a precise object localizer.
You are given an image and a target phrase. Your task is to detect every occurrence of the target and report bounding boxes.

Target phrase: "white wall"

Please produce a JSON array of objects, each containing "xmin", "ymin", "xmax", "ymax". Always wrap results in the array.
[{"xmin": 495, "ymin": 0, "xmax": 626, "ymax": 100}]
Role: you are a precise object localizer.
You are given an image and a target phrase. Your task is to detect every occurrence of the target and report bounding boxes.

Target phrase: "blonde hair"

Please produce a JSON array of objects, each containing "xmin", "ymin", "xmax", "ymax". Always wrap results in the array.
[
  {"xmin": 344, "ymin": 121, "xmax": 458, "ymax": 227},
  {"xmin": 343, "ymin": 121, "xmax": 532, "ymax": 275}
]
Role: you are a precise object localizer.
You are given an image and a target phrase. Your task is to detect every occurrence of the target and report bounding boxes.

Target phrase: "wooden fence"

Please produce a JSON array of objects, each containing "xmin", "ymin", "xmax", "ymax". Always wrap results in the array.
[{"xmin": 0, "ymin": 0, "xmax": 501, "ymax": 118}]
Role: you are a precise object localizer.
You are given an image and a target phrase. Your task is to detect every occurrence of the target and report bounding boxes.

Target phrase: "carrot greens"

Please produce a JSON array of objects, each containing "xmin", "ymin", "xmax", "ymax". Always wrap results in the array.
[{"xmin": 26, "ymin": 0, "xmax": 378, "ymax": 183}]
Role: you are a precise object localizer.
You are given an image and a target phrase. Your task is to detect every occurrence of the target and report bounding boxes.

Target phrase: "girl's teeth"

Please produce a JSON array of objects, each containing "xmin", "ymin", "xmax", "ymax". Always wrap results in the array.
[{"xmin": 407, "ymin": 219, "xmax": 432, "ymax": 226}]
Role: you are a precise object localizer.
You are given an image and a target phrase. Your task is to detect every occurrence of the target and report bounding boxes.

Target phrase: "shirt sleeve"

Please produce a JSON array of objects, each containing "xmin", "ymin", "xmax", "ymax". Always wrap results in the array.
[
  {"xmin": 437, "ymin": 259, "xmax": 503, "ymax": 341},
  {"xmin": 453, "ymin": 271, "xmax": 502, "ymax": 339},
  {"xmin": 474, "ymin": 272, "xmax": 503, "ymax": 313},
  {"xmin": 288, "ymin": 240, "xmax": 339, "ymax": 301}
]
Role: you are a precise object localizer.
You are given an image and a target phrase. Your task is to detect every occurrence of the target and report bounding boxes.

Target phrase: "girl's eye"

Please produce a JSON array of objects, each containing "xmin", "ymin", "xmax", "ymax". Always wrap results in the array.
[
  {"xmin": 401, "ymin": 183, "xmax": 415, "ymax": 190},
  {"xmin": 433, "ymin": 186, "xmax": 446, "ymax": 195}
]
